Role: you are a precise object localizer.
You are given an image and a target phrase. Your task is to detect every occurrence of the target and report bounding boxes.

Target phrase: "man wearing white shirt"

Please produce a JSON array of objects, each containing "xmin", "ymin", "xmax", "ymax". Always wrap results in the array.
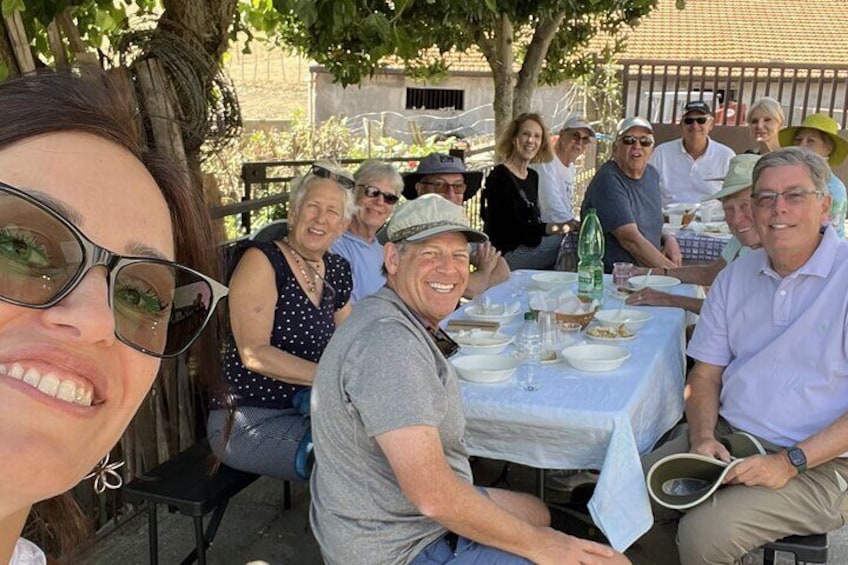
[
  {"xmin": 649, "ymin": 100, "xmax": 735, "ymax": 206},
  {"xmin": 532, "ymin": 116, "xmax": 595, "ymax": 230}
]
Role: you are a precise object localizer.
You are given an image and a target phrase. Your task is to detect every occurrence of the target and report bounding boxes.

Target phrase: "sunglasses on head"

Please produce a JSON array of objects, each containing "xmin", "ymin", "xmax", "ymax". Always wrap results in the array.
[
  {"xmin": 360, "ymin": 184, "xmax": 400, "ymax": 205},
  {"xmin": 683, "ymin": 116, "xmax": 709, "ymax": 125},
  {"xmin": 0, "ymin": 182, "xmax": 228, "ymax": 358},
  {"xmin": 620, "ymin": 135, "xmax": 655, "ymax": 147},
  {"xmin": 427, "ymin": 325, "xmax": 460, "ymax": 359},
  {"xmin": 309, "ymin": 164, "xmax": 355, "ymax": 190}
]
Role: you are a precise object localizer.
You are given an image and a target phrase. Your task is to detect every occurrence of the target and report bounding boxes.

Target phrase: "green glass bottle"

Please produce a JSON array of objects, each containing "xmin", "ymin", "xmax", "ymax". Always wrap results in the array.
[{"xmin": 577, "ymin": 209, "xmax": 605, "ymax": 300}]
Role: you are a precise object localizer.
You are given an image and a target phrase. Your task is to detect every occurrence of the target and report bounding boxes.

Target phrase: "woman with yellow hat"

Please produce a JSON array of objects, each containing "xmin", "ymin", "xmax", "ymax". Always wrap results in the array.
[{"xmin": 779, "ymin": 113, "xmax": 848, "ymax": 237}]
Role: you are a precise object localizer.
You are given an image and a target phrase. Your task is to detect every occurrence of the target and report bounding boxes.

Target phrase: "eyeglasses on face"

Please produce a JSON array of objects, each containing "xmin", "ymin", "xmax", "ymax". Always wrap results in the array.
[
  {"xmin": 683, "ymin": 116, "xmax": 709, "ymax": 125},
  {"xmin": 309, "ymin": 164, "xmax": 355, "ymax": 190},
  {"xmin": 570, "ymin": 132, "xmax": 592, "ymax": 144},
  {"xmin": 360, "ymin": 184, "xmax": 400, "ymax": 205},
  {"xmin": 0, "ymin": 182, "xmax": 228, "ymax": 358},
  {"xmin": 418, "ymin": 179, "xmax": 467, "ymax": 196},
  {"xmin": 620, "ymin": 135, "xmax": 655, "ymax": 147},
  {"xmin": 751, "ymin": 189, "xmax": 823, "ymax": 208}
]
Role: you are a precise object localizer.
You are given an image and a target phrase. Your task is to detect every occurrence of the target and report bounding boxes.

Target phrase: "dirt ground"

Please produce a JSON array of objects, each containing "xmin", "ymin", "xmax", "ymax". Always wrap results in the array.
[{"xmin": 224, "ymin": 46, "xmax": 309, "ymax": 121}]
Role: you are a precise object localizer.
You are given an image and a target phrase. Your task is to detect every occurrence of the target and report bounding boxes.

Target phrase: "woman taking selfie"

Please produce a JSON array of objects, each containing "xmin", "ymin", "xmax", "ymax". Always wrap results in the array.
[{"xmin": 0, "ymin": 71, "xmax": 227, "ymax": 563}]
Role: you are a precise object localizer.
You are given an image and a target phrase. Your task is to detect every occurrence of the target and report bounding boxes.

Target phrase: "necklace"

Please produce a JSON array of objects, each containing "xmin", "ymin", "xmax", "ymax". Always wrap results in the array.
[{"xmin": 283, "ymin": 239, "xmax": 323, "ymax": 296}]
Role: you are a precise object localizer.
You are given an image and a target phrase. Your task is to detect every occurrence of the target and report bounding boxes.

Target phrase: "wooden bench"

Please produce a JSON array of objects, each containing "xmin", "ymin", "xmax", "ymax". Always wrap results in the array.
[{"xmin": 122, "ymin": 439, "xmax": 291, "ymax": 565}]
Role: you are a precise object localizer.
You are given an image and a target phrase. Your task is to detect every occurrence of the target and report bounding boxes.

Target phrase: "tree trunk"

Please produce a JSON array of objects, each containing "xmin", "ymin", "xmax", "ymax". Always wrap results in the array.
[
  {"xmin": 512, "ymin": 13, "xmax": 566, "ymax": 119},
  {"xmin": 0, "ymin": 18, "xmax": 22, "ymax": 78},
  {"xmin": 488, "ymin": 14, "xmax": 515, "ymax": 142}
]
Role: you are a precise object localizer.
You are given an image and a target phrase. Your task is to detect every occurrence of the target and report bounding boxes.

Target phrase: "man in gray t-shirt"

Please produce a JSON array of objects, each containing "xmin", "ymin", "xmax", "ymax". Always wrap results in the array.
[
  {"xmin": 581, "ymin": 116, "xmax": 682, "ymax": 272},
  {"xmin": 310, "ymin": 194, "xmax": 628, "ymax": 565}
]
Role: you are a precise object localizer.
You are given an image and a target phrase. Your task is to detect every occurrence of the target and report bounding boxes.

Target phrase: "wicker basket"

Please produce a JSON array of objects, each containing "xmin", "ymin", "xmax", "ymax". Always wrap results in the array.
[{"xmin": 553, "ymin": 296, "xmax": 598, "ymax": 329}]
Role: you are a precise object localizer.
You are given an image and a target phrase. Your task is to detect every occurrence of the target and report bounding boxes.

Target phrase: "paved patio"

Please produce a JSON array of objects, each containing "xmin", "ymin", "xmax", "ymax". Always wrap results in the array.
[{"xmin": 78, "ymin": 465, "xmax": 847, "ymax": 565}]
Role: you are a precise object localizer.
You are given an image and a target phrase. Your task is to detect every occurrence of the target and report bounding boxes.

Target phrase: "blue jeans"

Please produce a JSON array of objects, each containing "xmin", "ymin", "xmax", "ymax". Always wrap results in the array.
[
  {"xmin": 409, "ymin": 534, "xmax": 533, "ymax": 564},
  {"xmin": 504, "ymin": 235, "xmax": 563, "ymax": 270}
]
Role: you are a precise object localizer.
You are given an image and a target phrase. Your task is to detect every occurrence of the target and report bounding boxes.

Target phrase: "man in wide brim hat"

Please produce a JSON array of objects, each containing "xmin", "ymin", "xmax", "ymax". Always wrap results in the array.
[
  {"xmin": 402, "ymin": 152, "xmax": 484, "ymax": 203},
  {"xmin": 778, "ymin": 113, "xmax": 848, "ymax": 166}
]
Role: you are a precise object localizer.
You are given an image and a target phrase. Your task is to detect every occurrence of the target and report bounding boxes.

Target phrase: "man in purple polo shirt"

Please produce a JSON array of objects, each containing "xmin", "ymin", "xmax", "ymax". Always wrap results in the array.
[{"xmin": 639, "ymin": 147, "xmax": 848, "ymax": 564}]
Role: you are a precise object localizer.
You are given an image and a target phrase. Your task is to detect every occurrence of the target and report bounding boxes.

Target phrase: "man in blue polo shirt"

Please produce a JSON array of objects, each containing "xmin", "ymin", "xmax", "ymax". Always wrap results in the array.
[{"xmin": 639, "ymin": 147, "xmax": 848, "ymax": 564}]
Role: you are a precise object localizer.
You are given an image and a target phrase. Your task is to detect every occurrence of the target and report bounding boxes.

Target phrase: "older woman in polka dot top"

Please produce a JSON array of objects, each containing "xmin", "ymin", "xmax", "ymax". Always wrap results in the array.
[{"xmin": 208, "ymin": 162, "xmax": 356, "ymax": 480}]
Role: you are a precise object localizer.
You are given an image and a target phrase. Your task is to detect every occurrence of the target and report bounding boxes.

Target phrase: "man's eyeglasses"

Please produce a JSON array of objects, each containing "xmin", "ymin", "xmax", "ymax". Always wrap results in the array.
[
  {"xmin": 360, "ymin": 184, "xmax": 400, "ymax": 205},
  {"xmin": 0, "ymin": 182, "xmax": 228, "ymax": 358},
  {"xmin": 620, "ymin": 135, "xmax": 655, "ymax": 147},
  {"xmin": 427, "ymin": 325, "xmax": 460, "ymax": 359},
  {"xmin": 570, "ymin": 132, "xmax": 593, "ymax": 144},
  {"xmin": 683, "ymin": 116, "xmax": 709, "ymax": 125},
  {"xmin": 309, "ymin": 164, "xmax": 355, "ymax": 190},
  {"xmin": 751, "ymin": 189, "xmax": 823, "ymax": 208},
  {"xmin": 418, "ymin": 179, "xmax": 467, "ymax": 196}
]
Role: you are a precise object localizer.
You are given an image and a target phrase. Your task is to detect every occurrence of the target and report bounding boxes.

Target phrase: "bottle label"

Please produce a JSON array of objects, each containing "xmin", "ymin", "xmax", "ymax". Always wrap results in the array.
[{"xmin": 577, "ymin": 267, "xmax": 594, "ymax": 295}]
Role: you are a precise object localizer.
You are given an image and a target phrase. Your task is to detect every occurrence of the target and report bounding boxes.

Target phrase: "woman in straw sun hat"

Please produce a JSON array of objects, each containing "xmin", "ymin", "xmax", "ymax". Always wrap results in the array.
[{"xmin": 779, "ymin": 113, "xmax": 848, "ymax": 237}]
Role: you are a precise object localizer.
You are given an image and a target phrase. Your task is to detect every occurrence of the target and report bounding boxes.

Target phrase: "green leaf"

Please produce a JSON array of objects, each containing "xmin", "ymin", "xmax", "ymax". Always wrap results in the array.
[
  {"xmin": 1, "ymin": 0, "xmax": 25, "ymax": 20},
  {"xmin": 0, "ymin": 61, "xmax": 8, "ymax": 82}
]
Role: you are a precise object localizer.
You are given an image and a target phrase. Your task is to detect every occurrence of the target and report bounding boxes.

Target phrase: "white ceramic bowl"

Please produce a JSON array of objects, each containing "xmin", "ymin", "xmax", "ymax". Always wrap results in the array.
[
  {"xmin": 450, "ymin": 330, "xmax": 515, "ymax": 355},
  {"xmin": 464, "ymin": 301, "xmax": 521, "ymax": 323},
  {"xmin": 594, "ymin": 309, "xmax": 652, "ymax": 331},
  {"xmin": 560, "ymin": 344, "xmax": 631, "ymax": 372},
  {"xmin": 530, "ymin": 271, "xmax": 578, "ymax": 291},
  {"xmin": 452, "ymin": 354, "xmax": 519, "ymax": 383}
]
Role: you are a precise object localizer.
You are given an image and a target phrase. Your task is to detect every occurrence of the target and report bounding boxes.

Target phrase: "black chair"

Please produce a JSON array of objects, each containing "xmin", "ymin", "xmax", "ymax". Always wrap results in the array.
[
  {"xmin": 762, "ymin": 533, "xmax": 828, "ymax": 565},
  {"xmin": 251, "ymin": 219, "xmax": 289, "ymax": 242},
  {"xmin": 122, "ymin": 439, "xmax": 291, "ymax": 565}
]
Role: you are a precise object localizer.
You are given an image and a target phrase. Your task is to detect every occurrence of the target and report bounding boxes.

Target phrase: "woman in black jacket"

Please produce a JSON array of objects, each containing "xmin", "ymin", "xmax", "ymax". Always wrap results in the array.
[{"xmin": 481, "ymin": 112, "xmax": 572, "ymax": 270}]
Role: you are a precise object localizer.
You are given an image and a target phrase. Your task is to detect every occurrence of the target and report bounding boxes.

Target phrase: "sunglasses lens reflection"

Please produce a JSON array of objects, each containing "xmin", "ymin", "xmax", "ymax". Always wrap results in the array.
[{"xmin": 0, "ymin": 185, "xmax": 217, "ymax": 357}]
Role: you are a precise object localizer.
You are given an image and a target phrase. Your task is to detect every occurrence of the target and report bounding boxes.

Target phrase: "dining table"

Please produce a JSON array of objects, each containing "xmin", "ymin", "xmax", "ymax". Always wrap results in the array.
[{"xmin": 444, "ymin": 272, "xmax": 700, "ymax": 551}]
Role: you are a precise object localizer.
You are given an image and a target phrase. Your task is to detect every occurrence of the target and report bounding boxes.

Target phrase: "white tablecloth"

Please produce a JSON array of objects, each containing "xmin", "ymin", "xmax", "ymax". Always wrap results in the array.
[{"xmin": 446, "ymin": 272, "xmax": 692, "ymax": 551}]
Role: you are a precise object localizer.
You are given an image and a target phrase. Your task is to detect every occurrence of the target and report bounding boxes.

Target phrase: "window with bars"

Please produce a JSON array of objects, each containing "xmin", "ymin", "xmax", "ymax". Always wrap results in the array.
[{"xmin": 405, "ymin": 88, "xmax": 465, "ymax": 110}]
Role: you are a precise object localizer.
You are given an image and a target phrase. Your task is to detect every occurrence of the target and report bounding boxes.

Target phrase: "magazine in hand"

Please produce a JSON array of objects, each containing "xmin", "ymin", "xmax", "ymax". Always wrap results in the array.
[{"xmin": 646, "ymin": 431, "xmax": 766, "ymax": 510}]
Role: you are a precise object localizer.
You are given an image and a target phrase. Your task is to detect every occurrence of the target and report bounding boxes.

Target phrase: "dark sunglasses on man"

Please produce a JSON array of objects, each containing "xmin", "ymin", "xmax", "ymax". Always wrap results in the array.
[
  {"xmin": 683, "ymin": 116, "xmax": 709, "ymax": 125},
  {"xmin": 309, "ymin": 163, "xmax": 356, "ymax": 190},
  {"xmin": 426, "ymin": 324, "xmax": 460, "ymax": 359},
  {"xmin": 620, "ymin": 135, "xmax": 655, "ymax": 147},
  {"xmin": 0, "ymin": 182, "xmax": 228, "ymax": 358}
]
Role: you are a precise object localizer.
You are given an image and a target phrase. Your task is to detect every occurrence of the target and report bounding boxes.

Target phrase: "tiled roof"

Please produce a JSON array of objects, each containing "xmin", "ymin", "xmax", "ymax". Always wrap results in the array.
[
  {"xmin": 375, "ymin": 0, "xmax": 848, "ymax": 75},
  {"xmin": 613, "ymin": 0, "xmax": 848, "ymax": 65}
]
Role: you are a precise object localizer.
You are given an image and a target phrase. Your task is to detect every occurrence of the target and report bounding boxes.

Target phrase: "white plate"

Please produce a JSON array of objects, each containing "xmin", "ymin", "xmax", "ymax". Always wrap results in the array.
[
  {"xmin": 662, "ymin": 223, "xmax": 683, "ymax": 234},
  {"xmin": 530, "ymin": 271, "xmax": 578, "ymax": 291},
  {"xmin": 452, "ymin": 354, "xmax": 519, "ymax": 383},
  {"xmin": 594, "ymin": 309, "xmax": 652, "ymax": 331},
  {"xmin": 450, "ymin": 330, "xmax": 515, "ymax": 355},
  {"xmin": 561, "ymin": 344, "xmax": 631, "ymax": 372},
  {"xmin": 464, "ymin": 301, "xmax": 522, "ymax": 323},
  {"xmin": 628, "ymin": 275, "xmax": 682, "ymax": 289}
]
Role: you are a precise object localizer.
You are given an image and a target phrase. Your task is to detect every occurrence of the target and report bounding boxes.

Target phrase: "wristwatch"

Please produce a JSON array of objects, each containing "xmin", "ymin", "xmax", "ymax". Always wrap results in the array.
[{"xmin": 786, "ymin": 446, "xmax": 808, "ymax": 474}]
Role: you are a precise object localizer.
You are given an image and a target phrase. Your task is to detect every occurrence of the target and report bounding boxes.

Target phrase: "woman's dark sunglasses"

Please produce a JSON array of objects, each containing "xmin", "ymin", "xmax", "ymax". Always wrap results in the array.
[
  {"xmin": 620, "ymin": 135, "xmax": 655, "ymax": 147},
  {"xmin": 0, "ymin": 182, "xmax": 228, "ymax": 358},
  {"xmin": 310, "ymin": 164, "xmax": 355, "ymax": 190},
  {"xmin": 360, "ymin": 184, "xmax": 400, "ymax": 205}
]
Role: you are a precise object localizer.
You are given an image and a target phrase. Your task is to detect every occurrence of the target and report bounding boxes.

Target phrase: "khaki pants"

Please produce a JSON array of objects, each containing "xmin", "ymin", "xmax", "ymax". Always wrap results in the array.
[{"xmin": 637, "ymin": 422, "xmax": 848, "ymax": 565}]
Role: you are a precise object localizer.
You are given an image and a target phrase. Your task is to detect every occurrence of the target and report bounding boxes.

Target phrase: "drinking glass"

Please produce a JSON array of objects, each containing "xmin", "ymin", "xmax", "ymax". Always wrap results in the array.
[{"xmin": 612, "ymin": 262, "xmax": 634, "ymax": 288}]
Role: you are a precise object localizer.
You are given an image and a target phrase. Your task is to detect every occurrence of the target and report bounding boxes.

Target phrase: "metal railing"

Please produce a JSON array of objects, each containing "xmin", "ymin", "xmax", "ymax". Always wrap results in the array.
[{"xmin": 619, "ymin": 59, "xmax": 848, "ymax": 127}]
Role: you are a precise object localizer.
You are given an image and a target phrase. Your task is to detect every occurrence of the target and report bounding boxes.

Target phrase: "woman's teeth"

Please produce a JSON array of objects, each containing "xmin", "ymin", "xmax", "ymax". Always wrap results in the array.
[{"xmin": 1, "ymin": 363, "xmax": 93, "ymax": 406}]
